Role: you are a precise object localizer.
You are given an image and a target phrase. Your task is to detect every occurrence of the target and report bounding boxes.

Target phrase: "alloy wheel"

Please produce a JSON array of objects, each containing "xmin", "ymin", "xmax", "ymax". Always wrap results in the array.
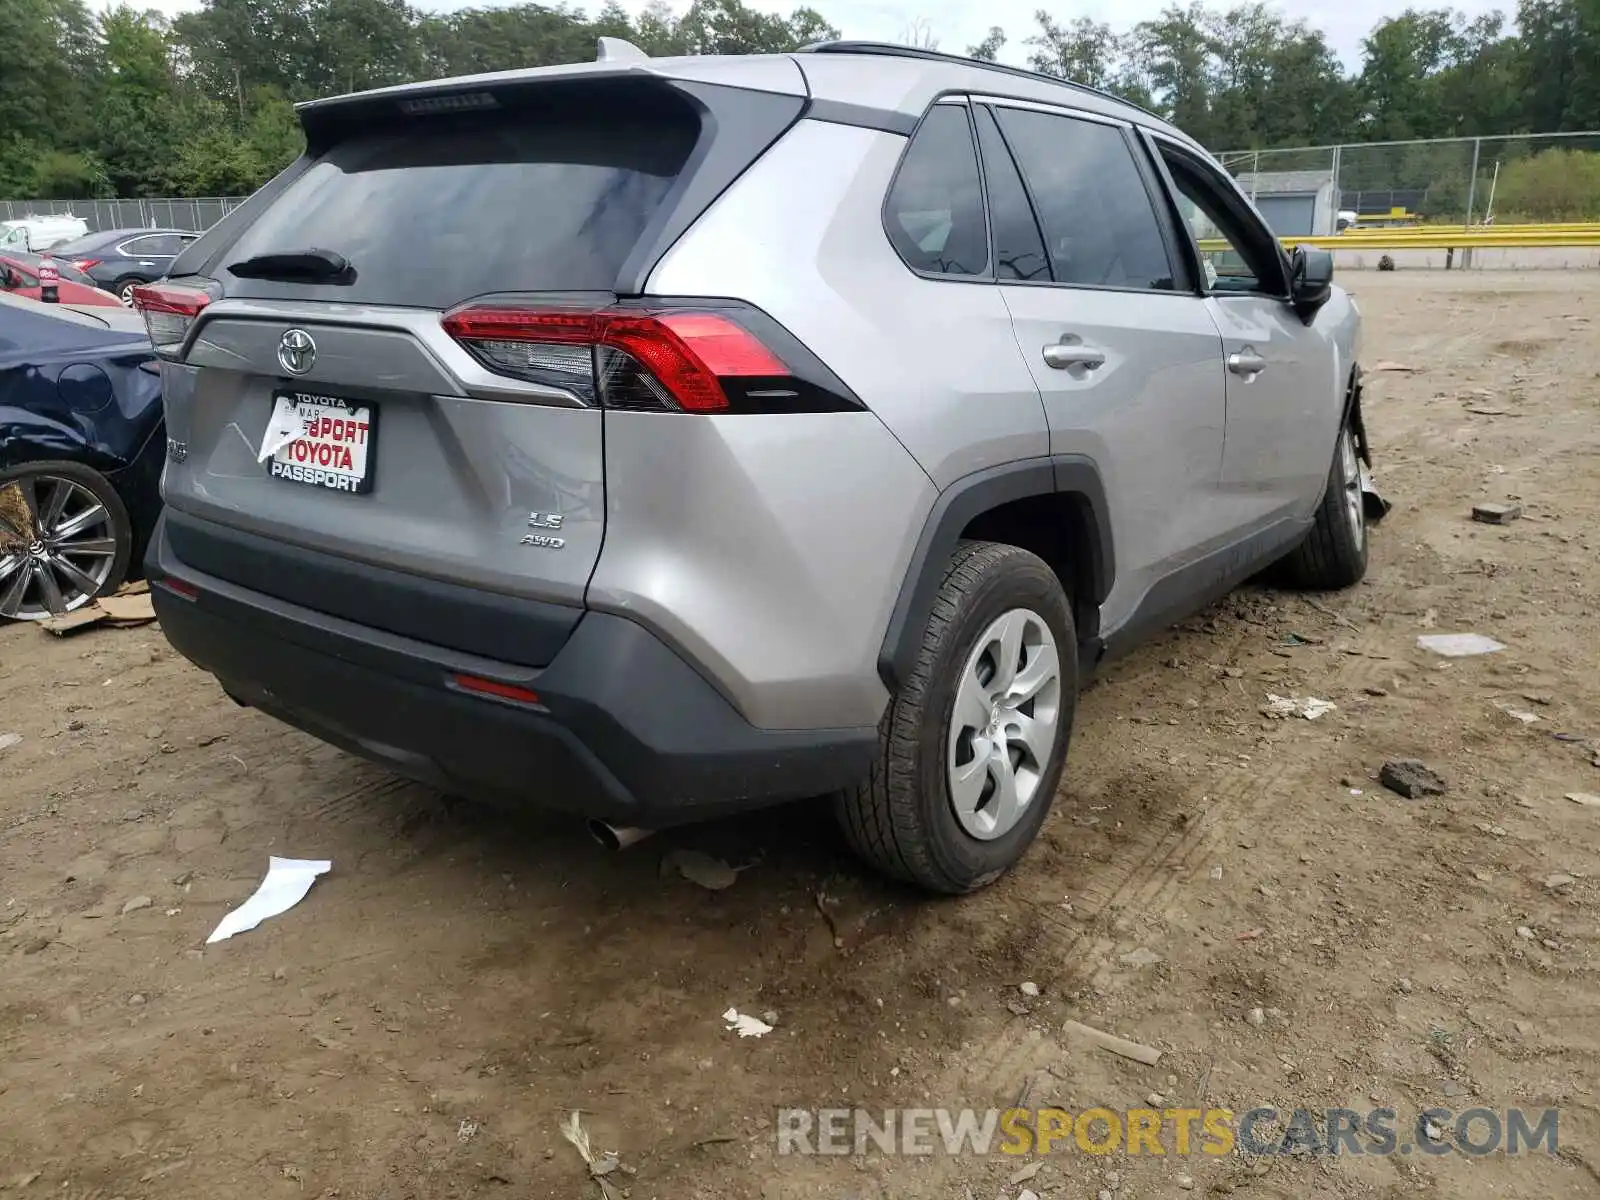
[
  {"xmin": 947, "ymin": 607, "xmax": 1063, "ymax": 840},
  {"xmin": 1340, "ymin": 426, "xmax": 1365, "ymax": 548},
  {"xmin": 0, "ymin": 473, "xmax": 121, "ymax": 620}
]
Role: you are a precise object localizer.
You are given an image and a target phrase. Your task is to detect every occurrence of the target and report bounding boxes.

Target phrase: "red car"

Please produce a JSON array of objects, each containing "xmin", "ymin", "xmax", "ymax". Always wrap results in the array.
[{"xmin": 0, "ymin": 252, "xmax": 121, "ymax": 307}]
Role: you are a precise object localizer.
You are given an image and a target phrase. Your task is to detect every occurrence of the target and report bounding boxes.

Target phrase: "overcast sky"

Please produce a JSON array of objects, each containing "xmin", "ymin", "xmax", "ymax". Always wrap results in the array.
[{"xmin": 112, "ymin": 0, "xmax": 1512, "ymax": 70}]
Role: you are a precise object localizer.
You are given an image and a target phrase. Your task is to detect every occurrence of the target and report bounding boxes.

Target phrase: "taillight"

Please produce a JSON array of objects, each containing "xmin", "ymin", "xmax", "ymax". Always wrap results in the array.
[
  {"xmin": 73, "ymin": 259, "xmax": 100, "ymax": 271},
  {"xmin": 131, "ymin": 282, "xmax": 211, "ymax": 356},
  {"xmin": 441, "ymin": 302, "xmax": 859, "ymax": 415}
]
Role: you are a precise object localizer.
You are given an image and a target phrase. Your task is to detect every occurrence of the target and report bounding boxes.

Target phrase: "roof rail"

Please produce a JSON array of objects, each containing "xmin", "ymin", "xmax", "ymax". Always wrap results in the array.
[
  {"xmin": 597, "ymin": 36, "xmax": 649, "ymax": 63},
  {"xmin": 797, "ymin": 40, "xmax": 1166, "ymax": 125}
]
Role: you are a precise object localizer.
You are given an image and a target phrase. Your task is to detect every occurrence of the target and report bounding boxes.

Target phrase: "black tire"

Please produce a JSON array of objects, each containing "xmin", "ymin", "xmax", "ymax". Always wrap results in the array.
[
  {"xmin": 835, "ymin": 541, "xmax": 1077, "ymax": 894},
  {"xmin": 1280, "ymin": 417, "xmax": 1369, "ymax": 590},
  {"xmin": 112, "ymin": 277, "xmax": 142, "ymax": 307},
  {"xmin": 0, "ymin": 460, "xmax": 133, "ymax": 618}
]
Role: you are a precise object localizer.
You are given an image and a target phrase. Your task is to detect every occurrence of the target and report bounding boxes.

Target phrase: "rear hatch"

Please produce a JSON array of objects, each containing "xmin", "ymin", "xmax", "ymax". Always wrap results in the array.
[{"xmin": 143, "ymin": 69, "xmax": 805, "ymax": 665}]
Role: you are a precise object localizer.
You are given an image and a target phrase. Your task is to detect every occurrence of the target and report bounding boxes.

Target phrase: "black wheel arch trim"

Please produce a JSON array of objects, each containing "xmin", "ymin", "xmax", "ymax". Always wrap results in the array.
[
  {"xmin": 876, "ymin": 454, "xmax": 1115, "ymax": 691},
  {"xmin": 1345, "ymin": 362, "xmax": 1372, "ymax": 467}
]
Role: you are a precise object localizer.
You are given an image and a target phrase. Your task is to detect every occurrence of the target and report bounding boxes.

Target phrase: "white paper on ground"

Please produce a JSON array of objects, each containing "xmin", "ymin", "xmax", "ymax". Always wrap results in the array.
[
  {"xmin": 722, "ymin": 1007, "xmax": 773, "ymax": 1038},
  {"xmin": 1266, "ymin": 694, "xmax": 1337, "ymax": 720},
  {"xmin": 206, "ymin": 856, "xmax": 332, "ymax": 944},
  {"xmin": 1418, "ymin": 633, "xmax": 1506, "ymax": 657}
]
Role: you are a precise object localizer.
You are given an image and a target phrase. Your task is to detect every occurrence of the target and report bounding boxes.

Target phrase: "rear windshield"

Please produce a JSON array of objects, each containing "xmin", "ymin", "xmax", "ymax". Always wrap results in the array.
[
  {"xmin": 50, "ymin": 234, "xmax": 109, "ymax": 257},
  {"xmin": 220, "ymin": 109, "xmax": 698, "ymax": 308}
]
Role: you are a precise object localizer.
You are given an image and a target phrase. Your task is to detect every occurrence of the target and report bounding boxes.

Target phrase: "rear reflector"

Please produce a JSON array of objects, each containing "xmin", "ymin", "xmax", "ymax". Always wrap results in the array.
[
  {"xmin": 451, "ymin": 673, "xmax": 542, "ymax": 706},
  {"xmin": 158, "ymin": 577, "xmax": 200, "ymax": 601},
  {"xmin": 131, "ymin": 282, "xmax": 211, "ymax": 356},
  {"xmin": 442, "ymin": 304, "xmax": 791, "ymax": 414}
]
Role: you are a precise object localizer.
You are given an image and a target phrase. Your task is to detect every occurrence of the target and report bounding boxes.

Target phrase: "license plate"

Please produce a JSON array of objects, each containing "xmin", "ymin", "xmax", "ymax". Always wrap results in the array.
[{"xmin": 264, "ymin": 390, "xmax": 375, "ymax": 494}]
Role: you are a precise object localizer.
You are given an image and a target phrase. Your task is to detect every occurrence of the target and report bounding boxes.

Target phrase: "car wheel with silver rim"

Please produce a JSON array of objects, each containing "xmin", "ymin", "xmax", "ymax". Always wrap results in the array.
[
  {"xmin": 948, "ymin": 607, "xmax": 1063, "ymax": 841},
  {"xmin": 1338, "ymin": 424, "xmax": 1365, "ymax": 549},
  {"xmin": 836, "ymin": 540, "xmax": 1077, "ymax": 894},
  {"xmin": 115, "ymin": 278, "xmax": 141, "ymax": 307},
  {"xmin": 0, "ymin": 463, "xmax": 132, "ymax": 621},
  {"xmin": 1280, "ymin": 405, "xmax": 1370, "ymax": 591}
]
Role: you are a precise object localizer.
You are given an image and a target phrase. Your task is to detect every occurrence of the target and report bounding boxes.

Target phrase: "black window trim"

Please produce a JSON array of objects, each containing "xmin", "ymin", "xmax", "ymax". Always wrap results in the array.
[
  {"xmin": 971, "ymin": 104, "xmax": 1052, "ymax": 284},
  {"xmin": 1142, "ymin": 129, "xmax": 1293, "ymax": 301},
  {"xmin": 880, "ymin": 95, "xmax": 995, "ymax": 285},
  {"xmin": 979, "ymin": 98, "xmax": 1190, "ymax": 299}
]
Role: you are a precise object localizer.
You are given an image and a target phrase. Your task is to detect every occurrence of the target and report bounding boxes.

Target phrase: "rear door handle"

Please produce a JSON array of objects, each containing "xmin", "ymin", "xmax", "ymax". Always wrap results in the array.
[
  {"xmin": 1042, "ymin": 342, "xmax": 1107, "ymax": 371},
  {"xmin": 1228, "ymin": 350, "xmax": 1267, "ymax": 376}
]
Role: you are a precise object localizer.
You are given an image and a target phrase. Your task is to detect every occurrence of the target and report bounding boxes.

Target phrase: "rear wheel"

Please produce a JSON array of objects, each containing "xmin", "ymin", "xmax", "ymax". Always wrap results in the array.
[
  {"xmin": 835, "ymin": 541, "xmax": 1077, "ymax": 893},
  {"xmin": 0, "ymin": 462, "xmax": 131, "ymax": 621},
  {"xmin": 113, "ymin": 277, "xmax": 141, "ymax": 307},
  {"xmin": 1280, "ymin": 417, "xmax": 1368, "ymax": 590}
]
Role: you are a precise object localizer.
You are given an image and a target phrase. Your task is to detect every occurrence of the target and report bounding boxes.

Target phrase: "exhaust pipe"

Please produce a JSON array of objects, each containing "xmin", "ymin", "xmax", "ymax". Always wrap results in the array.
[{"xmin": 587, "ymin": 819, "xmax": 655, "ymax": 851}]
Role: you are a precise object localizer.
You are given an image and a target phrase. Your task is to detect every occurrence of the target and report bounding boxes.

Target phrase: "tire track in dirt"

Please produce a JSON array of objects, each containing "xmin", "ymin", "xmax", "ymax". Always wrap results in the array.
[{"xmin": 948, "ymin": 738, "xmax": 1352, "ymax": 1106}]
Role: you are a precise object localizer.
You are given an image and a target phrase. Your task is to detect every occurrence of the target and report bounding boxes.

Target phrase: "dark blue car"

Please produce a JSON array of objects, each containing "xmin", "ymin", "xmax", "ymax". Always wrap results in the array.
[
  {"xmin": 0, "ymin": 292, "xmax": 164, "ymax": 620},
  {"xmin": 50, "ymin": 227, "xmax": 199, "ymax": 306}
]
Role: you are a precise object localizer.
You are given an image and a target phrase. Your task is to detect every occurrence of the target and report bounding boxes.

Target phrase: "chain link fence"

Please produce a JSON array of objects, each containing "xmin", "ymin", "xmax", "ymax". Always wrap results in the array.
[
  {"xmin": 8, "ymin": 131, "xmax": 1600, "ymax": 241},
  {"xmin": 0, "ymin": 196, "xmax": 247, "ymax": 233},
  {"xmin": 1218, "ymin": 131, "xmax": 1600, "ymax": 235}
]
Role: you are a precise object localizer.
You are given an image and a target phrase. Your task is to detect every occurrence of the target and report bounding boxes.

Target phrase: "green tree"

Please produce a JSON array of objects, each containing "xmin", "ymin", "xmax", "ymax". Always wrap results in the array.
[
  {"xmin": 171, "ymin": 0, "xmax": 320, "ymax": 101},
  {"xmin": 1127, "ymin": 4, "xmax": 1215, "ymax": 139},
  {"xmin": 967, "ymin": 26, "xmax": 1007, "ymax": 61},
  {"xmin": 1202, "ymin": 6, "xmax": 1354, "ymax": 147},
  {"xmin": 1027, "ymin": 13, "xmax": 1125, "ymax": 90},
  {"xmin": 674, "ymin": 0, "xmax": 833, "ymax": 55},
  {"xmin": 94, "ymin": 7, "xmax": 185, "ymax": 195},
  {"xmin": 312, "ymin": 0, "xmax": 426, "ymax": 94},
  {"xmin": 6, "ymin": 0, "xmax": 1597, "ymax": 204},
  {"xmin": 1518, "ymin": 0, "xmax": 1600, "ymax": 131},
  {"xmin": 421, "ymin": 4, "xmax": 596, "ymax": 78}
]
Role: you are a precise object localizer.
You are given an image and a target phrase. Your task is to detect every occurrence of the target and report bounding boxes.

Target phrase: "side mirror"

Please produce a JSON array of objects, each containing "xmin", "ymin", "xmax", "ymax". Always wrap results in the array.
[{"xmin": 1290, "ymin": 245, "xmax": 1333, "ymax": 320}]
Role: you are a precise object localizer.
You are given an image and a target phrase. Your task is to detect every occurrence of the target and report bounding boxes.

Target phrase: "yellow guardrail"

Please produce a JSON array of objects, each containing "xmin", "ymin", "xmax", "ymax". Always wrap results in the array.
[
  {"xmin": 1336, "ymin": 221, "xmax": 1600, "ymax": 234},
  {"xmin": 1288, "ymin": 231, "xmax": 1600, "ymax": 249},
  {"xmin": 1199, "ymin": 222, "xmax": 1600, "ymax": 251},
  {"xmin": 1404, "ymin": 222, "xmax": 1600, "ymax": 233}
]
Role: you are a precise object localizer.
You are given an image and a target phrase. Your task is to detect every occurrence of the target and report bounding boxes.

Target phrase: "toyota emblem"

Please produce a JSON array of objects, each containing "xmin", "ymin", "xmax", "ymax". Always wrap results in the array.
[{"xmin": 278, "ymin": 328, "xmax": 316, "ymax": 375}]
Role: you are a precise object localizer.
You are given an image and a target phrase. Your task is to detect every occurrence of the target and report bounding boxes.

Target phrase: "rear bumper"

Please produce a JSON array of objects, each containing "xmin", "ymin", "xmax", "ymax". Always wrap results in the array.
[{"xmin": 146, "ymin": 514, "xmax": 876, "ymax": 825}]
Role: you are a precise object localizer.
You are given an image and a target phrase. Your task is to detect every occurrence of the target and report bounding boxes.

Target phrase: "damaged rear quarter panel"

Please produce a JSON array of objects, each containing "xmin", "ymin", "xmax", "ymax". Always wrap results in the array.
[{"xmin": 0, "ymin": 334, "xmax": 163, "ymax": 474}]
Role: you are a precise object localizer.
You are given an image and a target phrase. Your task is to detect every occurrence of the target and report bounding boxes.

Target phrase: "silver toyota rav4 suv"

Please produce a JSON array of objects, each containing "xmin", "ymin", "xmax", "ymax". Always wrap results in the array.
[{"xmin": 137, "ymin": 41, "xmax": 1373, "ymax": 893}]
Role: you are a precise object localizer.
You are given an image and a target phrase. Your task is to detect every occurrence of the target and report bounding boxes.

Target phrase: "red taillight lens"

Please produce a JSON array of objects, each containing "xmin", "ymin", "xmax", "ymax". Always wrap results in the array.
[
  {"xmin": 442, "ymin": 305, "xmax": 790, "ymax": 414},
  {"xmin": 131, "ymin": 282, "xmax": 210, "ymax": 356},
  {"xmin": 602, "ymin": 312, "xmax": 787, "ymax": 413},
  {"xmin": 73, "ymin": 259, "xmax": 99, "ymax": 271}
]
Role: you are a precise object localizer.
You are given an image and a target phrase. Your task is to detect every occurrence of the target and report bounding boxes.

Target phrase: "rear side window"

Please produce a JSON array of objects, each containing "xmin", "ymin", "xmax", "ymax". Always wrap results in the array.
[
  {"xmin": 220, "ymin": 111, "xmax": 698, "ymax": 308},
  {"xmin": 884, "ymin": 105, "xmax": 988, "ymax": 278},
  {"xmin": 994, "ymin": 108, "xmax": 1176, "ymax": 292},
  {"xmin": 127, "ymin": 234, "xmax": 184, "ymax": 256}
]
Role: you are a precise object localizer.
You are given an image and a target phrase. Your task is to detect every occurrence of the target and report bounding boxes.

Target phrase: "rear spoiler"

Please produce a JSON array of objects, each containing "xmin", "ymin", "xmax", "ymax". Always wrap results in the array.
[
  {"xmin": 294, "ymin": 40, "xmax": 809, "ymax": 154},
  {"xmin": 295, "ymin": 63, "xmax": 659, "ymax": 155}
]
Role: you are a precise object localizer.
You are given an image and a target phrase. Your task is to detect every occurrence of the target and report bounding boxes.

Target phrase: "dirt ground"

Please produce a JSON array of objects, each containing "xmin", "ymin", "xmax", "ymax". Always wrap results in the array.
[{"xmin": 3, "ymin": 271, "xmax": 1599, "ymax": 1200}]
